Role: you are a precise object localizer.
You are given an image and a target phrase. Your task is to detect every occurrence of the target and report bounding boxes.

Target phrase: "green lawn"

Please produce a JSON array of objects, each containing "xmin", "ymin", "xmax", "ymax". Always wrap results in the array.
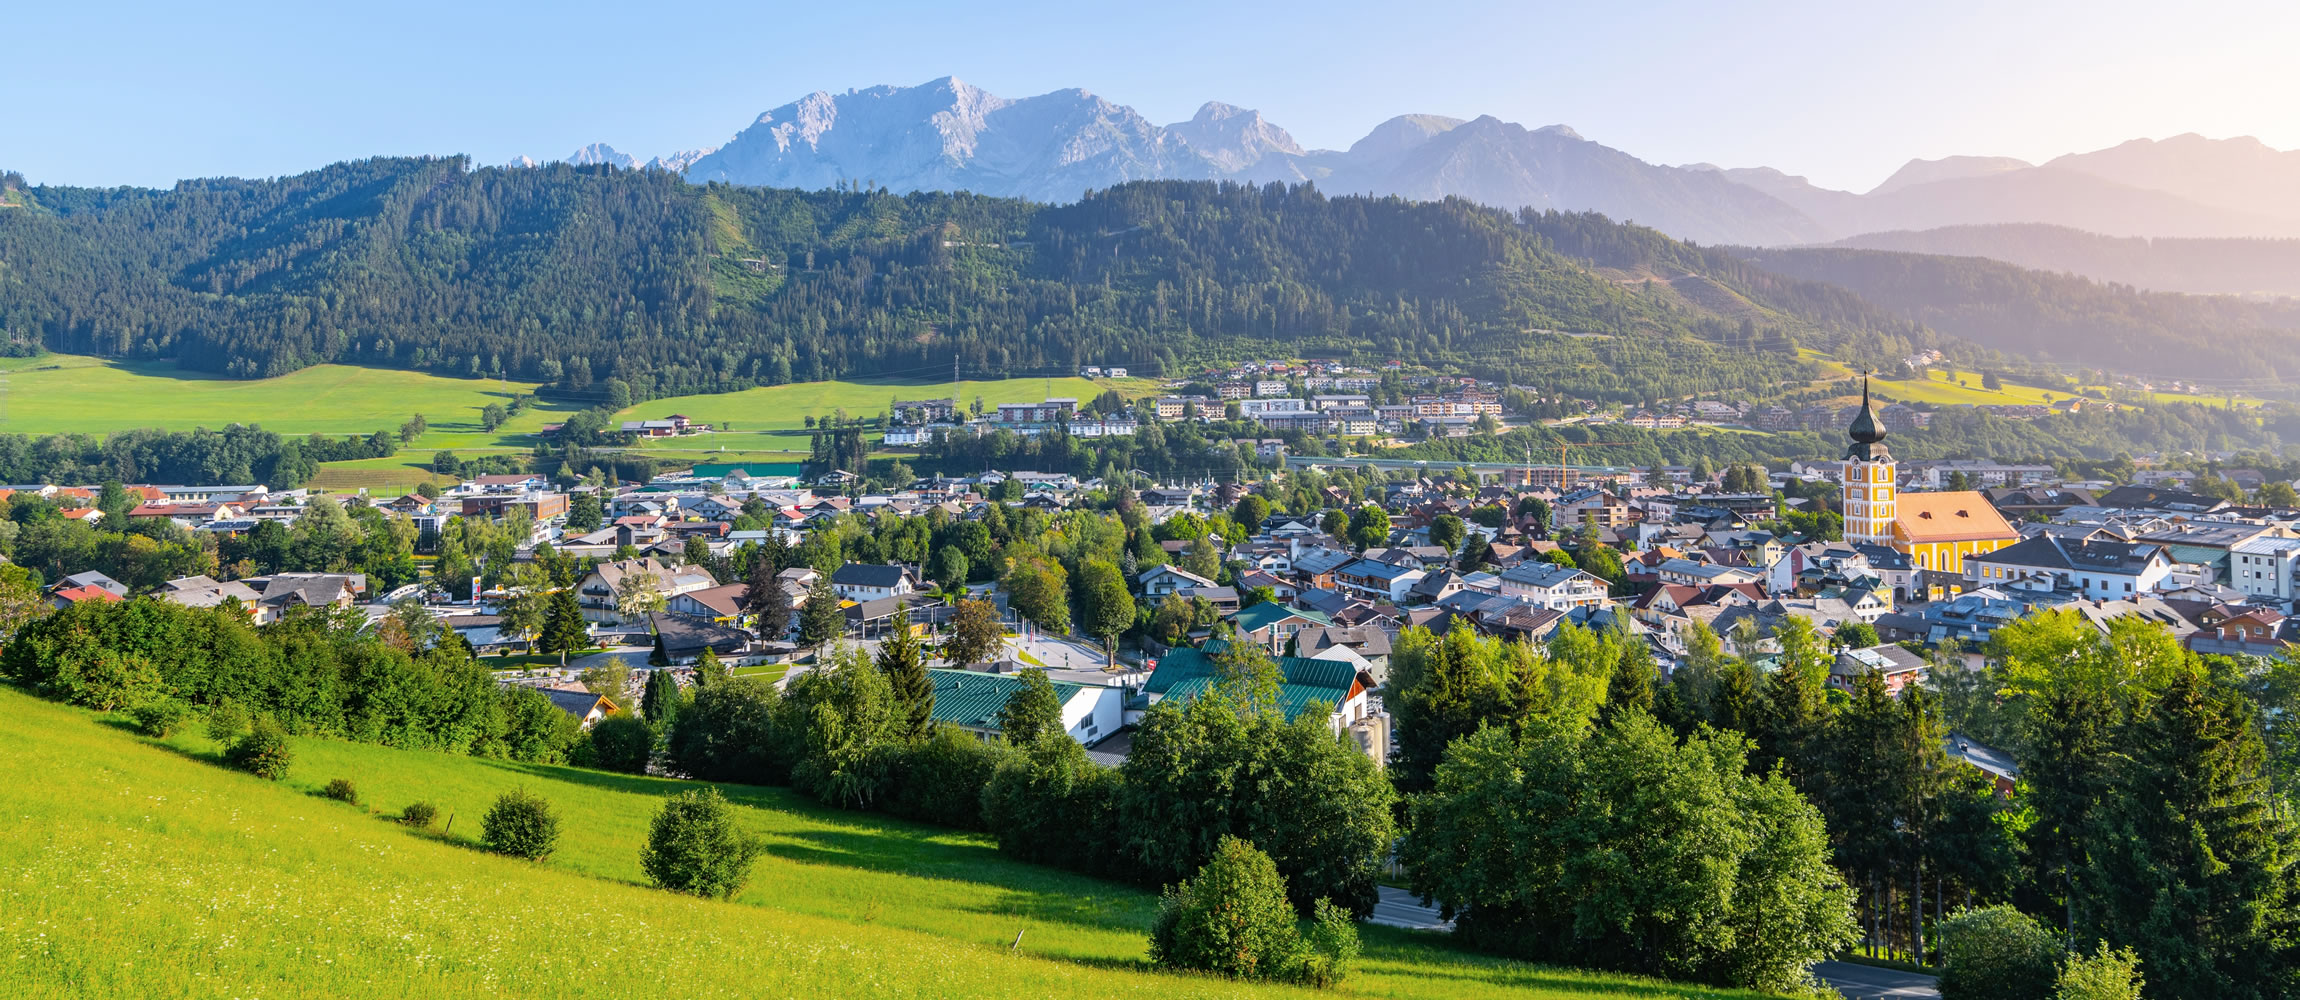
[{"xmin": 0, "ymin": 686, "xmax": 1770, "ymax": 999}]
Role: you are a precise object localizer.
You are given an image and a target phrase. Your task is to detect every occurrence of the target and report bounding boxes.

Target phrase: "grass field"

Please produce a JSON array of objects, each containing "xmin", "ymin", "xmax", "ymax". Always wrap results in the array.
[
  {"xmin": 0, "ymin": 686, "xmax": 1770, "ymax": 999},
  {"xmin": 613, "ymin": 376, "xmax": 1160, "ymax": 459}
]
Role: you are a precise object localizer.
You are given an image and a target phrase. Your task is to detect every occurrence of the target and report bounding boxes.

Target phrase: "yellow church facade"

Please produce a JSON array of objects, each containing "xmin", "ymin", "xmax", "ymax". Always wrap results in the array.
[{"xmin": 1839, "ymin": 376, "xmax": 2016, "ymax": 587}]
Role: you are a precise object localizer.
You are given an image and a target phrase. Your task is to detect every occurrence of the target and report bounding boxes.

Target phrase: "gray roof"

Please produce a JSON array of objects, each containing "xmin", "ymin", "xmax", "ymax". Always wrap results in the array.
[{"xmin": 831, "ymin": 563, "xmax": 909, "ymax": 589}]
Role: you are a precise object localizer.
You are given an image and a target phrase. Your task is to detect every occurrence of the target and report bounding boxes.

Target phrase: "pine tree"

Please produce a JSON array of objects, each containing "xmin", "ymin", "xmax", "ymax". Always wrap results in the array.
[
  {"xmin": 1599, "ymin": 639, "xmax": 1658, "ymax": 723},
  {"xmin": 538, "ymin": 590, "xmax": 588, "ymax": 657},
  {"xmin": 2083, "ymin": 669, "xmax": 2298, "ymax": 999},
  {"xmin": 875, "ymin": 626, "xmax": 934, "ymax": 741},
  {"xmin": 799, "ymin": 573, "xmax": 846, "ymax": 648},
  {"xmin": 641, "ymin": 668, "xmax": 683, "ymax": 728}
]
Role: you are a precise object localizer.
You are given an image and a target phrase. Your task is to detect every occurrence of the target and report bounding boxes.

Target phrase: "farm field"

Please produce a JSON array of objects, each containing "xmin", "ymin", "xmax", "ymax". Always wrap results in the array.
[{"xmin": 0, "ymin": 686, "xmax": 1770, "ymax": 1000}]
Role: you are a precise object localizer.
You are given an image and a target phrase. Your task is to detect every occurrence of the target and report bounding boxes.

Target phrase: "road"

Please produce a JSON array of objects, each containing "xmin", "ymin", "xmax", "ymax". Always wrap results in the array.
[
  {"xmin": 1811, "ymin": 961, "xmax": 1940, "ymax": 1000},
  {"xmin": 1366, "ymin": 886, "xmax": 1453, "ymax": 932},
  {"xmin": 1010, "ymin": 632, "xmax": 1114, "ymax": 671}
]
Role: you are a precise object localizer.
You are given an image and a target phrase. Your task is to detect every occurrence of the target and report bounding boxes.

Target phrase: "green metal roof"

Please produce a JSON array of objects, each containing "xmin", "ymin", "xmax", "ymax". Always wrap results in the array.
[
  {"xmin": 1146, "ymin": 643, "xmax": 1360, "ymax": 722},
  {"xmin": 1229, "ymin": 601, "xmax": 1332, "ymax": 634},
  {"xmin": 928, "ymin": 669, "xmax": 1087, "ymax": 731}
]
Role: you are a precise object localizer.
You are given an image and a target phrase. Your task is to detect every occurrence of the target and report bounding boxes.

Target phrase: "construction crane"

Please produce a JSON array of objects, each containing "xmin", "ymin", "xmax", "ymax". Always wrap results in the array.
[{"xmin": 1518, "ymin": 437, "xmax": 1636, "ymax": 490}]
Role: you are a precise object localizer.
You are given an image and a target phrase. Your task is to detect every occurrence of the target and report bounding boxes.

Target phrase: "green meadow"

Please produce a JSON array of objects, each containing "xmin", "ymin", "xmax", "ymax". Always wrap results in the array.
[
  {"xmin": 612, "ymin": 375, "xmax": 1159, "ymax": 460},
  {"xmin": 0, "ymin": 354, "xmax": 1162, "ymax": 492},
  {"xmin": 0, "ymin": 686, "xmax": 1769, "ymax": 1000}
]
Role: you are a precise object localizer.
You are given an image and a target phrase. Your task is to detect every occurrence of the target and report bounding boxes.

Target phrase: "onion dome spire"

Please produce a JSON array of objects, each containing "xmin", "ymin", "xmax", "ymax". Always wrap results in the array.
[{"xmin": 1845, "ymin": 372, "xmax": 1888, "ymax": 461}]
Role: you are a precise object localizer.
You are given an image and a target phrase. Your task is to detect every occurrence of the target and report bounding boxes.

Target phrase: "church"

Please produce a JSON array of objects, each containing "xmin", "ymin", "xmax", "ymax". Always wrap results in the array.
[{"xmin": 1840, "ymin": 375, "xmax": 2017, "ymax": 598}]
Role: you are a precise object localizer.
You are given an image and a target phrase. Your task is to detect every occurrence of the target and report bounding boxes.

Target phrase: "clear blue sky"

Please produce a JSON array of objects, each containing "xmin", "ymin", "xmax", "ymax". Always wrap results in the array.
[{"xmin": 7, "ymin": 0, "xmax": 2293, "ymax": 192}]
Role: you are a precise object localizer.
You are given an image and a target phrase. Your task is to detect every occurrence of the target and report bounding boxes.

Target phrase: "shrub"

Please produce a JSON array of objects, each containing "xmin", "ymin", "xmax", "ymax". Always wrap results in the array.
[
  {"xmin": 2053, "ymin": 942, "xmax": 2144, "ymax": 1000},
  {"xmin": 400, "ymin": 801, "xmax": 441, "ymax": 829},
  {"xmin": 1296, "ymin": 898, "xmax": 1361, "ymax": 988},
  {"xmin": 1148, "ymin": 837, "xmax": 1305, "ymax": 982},
  {"xmin": 321, "ymin": 778, "xmax": 359, "ymax": 804},
  {"xmin": 224, "ymin": 718, "xmax": 294, "ymax": 780},
  {"xmin": 640, "ymin": 787, "xmax": 762, "ymax": 898},
  {"xmin": 585, "ymin": 714, "xmax": 655, "ymax": 775},
  {"xmin": 483, "ymin": 789, "xmax": 560, "ymax": 860},
  {"xmin": 128, "ymin": 697, "xmax": 192, "ymax": 738},
  {"xmin": 876, "ymin": 726, "xmax": 1013, "ymax": 829},
  {"xmin": 1939, "ymin": 905, "xmax": 2062, "ymax": 1000},
  {"xmin": 205, "ymin": 700, "xmax": 250, "ymax": 743}
]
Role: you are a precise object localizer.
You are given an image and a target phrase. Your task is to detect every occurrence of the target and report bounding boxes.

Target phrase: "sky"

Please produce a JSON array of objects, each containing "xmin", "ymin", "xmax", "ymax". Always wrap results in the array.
[{"xmin": 7, "ymin": 0, "xmax": 2295, "ymax": 192}]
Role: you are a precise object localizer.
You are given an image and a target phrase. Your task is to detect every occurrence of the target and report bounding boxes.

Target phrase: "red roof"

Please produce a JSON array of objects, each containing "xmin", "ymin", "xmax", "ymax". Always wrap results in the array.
[
  {"xmin": 53, "ymin": 585, "xmax": 122, "ymax": 604},
  {"xmin": 60, "ymin": 507, "xmax": 100, "ymax": 519}
]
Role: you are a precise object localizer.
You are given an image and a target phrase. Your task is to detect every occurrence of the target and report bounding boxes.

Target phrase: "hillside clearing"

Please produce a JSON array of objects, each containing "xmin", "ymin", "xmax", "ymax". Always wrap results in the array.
[{"xmin": 0, "ymin": 686, "xmax": 1768, "ymax": 1000}]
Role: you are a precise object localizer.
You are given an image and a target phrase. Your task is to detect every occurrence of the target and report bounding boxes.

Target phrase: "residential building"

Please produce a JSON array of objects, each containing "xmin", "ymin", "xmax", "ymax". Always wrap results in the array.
[
  {"xmin": 1335, "ymin": 559, "xmax": 1427, "ymax": 604},
  {"xmin": 2230, "ymin": 536, "xmax": 2300, "ymax": 601},
  {"xmin": 930, "ymin": 668, "xmax": 1124, "ymax": 745},
  {"xmin": 830, "ymin": 563, "xmax": 915, "ymax": 602},
  {"xmin": 1495, "ymin": 562, "xmax": 1610, "ymax": 610},
  {"xmin": 576, "ymin": 558, "xmax": 715, "ymax": 623},
  {"xmin": 1966, "ymin": 535, "xmax": 2175, "ymax": 600}
]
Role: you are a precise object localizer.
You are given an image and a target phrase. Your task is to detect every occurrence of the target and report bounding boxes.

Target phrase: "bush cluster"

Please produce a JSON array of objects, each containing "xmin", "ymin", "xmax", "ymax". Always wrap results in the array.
[
  {"xmin": 1148, "ymin": 837, "xmax": 1359, "ymax": 986},
  {"xmin": 128, "ymin": 697, "xmax": 191, "ymax": 738},
  {"xmin": 399, "ymin": 801, "xmax": 440, "ymax": 829},
  {"xmin": 224, "ymin": 718, "xmax": 294, "ymax": 780},
  {"xmin": 321, "ymin": 778, "xmax": 359, "ymax": 804}
]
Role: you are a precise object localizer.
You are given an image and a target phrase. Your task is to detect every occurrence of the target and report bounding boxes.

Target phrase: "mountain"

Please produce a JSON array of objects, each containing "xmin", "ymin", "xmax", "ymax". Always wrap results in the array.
[
  {"xmin": 2050, "ymin": 133, "xmax": 2300, "ymax": 223},
  {"xmin": 1830, "ymin": 224, "xmax": 2300, "ymax": 297},
  {"xmin": 660, "ymin": 80, "xmax": 1825, "ymax": 244},
  {"xmin": 1, "ymin": 157, "xmax": 1922, "ymax": 407},
  {"xmin": 1730, "ymin": 244, "xmax": 2300, "ymax": 379},
  {"xmin": 566, "ymin": 143, "xmax": 639, "ymax": 169},
  {"xmin": 1163, "ymin": 101, "xmax": 1305, "ymax": 178},
  {"xmin": 1866, "ymin": 155, "xmax": 2031, "ymax": 196},
  {"xmin": 679, "ymin": 77, "xmax": 1215, "ymax": 202}
]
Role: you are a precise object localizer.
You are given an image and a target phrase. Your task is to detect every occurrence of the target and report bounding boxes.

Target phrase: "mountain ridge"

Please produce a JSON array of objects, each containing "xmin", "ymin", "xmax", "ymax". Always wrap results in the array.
[{"xmin": 554, "ymin": 78, "xmax": 2300, "ymax": 249}]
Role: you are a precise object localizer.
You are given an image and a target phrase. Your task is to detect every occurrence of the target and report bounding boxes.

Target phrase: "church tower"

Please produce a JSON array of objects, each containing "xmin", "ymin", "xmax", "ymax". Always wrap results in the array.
[{"xmin": 1842, "ymin": 374, "xmax": 1896, "ymax": 548}]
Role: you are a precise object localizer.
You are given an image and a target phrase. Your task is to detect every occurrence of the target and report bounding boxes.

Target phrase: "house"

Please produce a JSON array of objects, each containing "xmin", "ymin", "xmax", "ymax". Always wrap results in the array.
[
  {"xmin": 55, "ymin": 571, "xmax": 129, "ymax": 599},
  {"xmin": 665, "ymin": 582, "xmax": 750, "ymax": 621},
  {"xmin": 1830, "ymin": 644, "xmax": 1930, "ymax": 695},
  {"xmin": 1335, "ymin": 559, "xmax": 1427, "ymax": 604},
  {"xmin": 1230, "ymin": 602, "xmax": 1334, "ymax": 653},
  {"xmin": 1144, "ymin": 644, "xmax": 1383, "ymax": 759},
  {"xmin": 49, "ymin": 584, "xmax": 123, "ymax": 609},
  {"xmin": 540, "ymin": 688, "xmax": 620, "ymax": 728},
  {"xmin": 1294, "ymin": 626, "xmax": 1394, "ymax": 680},
  {"xmin": 1139, "ymin": 564, "xmax": 1218, "ymax": 600},
  {"xmin": 577, "ymin": 558, "xmax": 716, "ymax": 623},
  {"xmin": 1495, "ymin": 562, "xmax": 1610, "ymax": 610},
  {"xmin": 831, "ymin": 563, "xmax": 915, "ymax": 602},
  {"xmin": 245, "ymin": 573, "xmax": 367, "ymax": 612},
  {"xmin": 647, "ymin": 613, "xmax": 752, "ymax": 664},
  {"xmin": 1655, "ymin": 557, "xmax": 1764, "ymax": 588},
  {"xmin": 1965, "ymin": 535, "xmax": 2175, "ymax": 600},
  {"xmin": 929, "ymin": 668, "xmax": 1124, "ymax": 746},
  {"xmin": 156, "ymin": 575, "xmax": 267, "ymax": 618}
]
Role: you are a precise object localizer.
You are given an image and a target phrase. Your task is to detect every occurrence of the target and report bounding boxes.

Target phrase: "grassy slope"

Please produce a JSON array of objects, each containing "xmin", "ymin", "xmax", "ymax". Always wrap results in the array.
[{"xmin": 0, "ymin": 686, "xmax": 1763, "ymax": 1000}]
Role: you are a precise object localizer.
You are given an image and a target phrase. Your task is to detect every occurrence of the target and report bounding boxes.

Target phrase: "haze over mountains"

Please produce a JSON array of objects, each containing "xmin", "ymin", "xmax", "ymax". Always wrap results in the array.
[{"xmin": 560, "ymin": 77, "xmax": 2300, "ymax": 251}]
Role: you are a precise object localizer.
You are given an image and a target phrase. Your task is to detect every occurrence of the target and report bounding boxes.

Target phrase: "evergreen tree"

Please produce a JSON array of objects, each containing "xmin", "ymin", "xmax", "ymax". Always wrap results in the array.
[
  {"xmin": 798, "ymin": 574, "xmax": 845, "ymax": 648},
  {"xmin": 876, "ymin": 626, "xmax": 934, "ymax": 742},
  {"xmin": 2082, "ymin": 669, "xmax": 2298, "ymax": 999},
  {"xmin": 641, "ymin": 668, "xmax": 683, "ymax": 728},
  {"xmin": 538, "ymin": 590, "xmax": 588, "ymax": 657}
]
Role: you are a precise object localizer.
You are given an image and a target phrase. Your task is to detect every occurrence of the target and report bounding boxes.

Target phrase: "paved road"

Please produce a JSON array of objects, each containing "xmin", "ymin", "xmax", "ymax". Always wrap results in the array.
[
  {"xmin": 1366, "ymin": 886, "xmax": 1453, "ymax": 932},
  {"xmin": 1010, "ymin": 633, "xmax": 1112, "ymax": 671},
  {"xmin": 1811, "ymin": 961, "xmax": 1939, "ymax": 1000}
]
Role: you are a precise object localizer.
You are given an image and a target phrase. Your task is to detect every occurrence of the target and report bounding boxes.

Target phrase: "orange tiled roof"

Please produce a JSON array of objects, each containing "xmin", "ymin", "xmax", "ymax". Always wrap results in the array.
[{"xmin": 1892, "ymin": 491, "xmax": 2018, "ymax": 544}]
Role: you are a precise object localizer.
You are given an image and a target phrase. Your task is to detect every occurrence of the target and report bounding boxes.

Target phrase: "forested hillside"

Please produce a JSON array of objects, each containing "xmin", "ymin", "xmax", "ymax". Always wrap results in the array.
[
  {"xmin": 1731, "ymin": 245, "xmax": 2300, "ymax": 381},
  {"xmin": 1831, "ymin": 224, "xmax": 2300, "ymax": 297},
  {"xmin": 0, "ymin": 158, "xmax": 1934, "ymax": 406}
]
